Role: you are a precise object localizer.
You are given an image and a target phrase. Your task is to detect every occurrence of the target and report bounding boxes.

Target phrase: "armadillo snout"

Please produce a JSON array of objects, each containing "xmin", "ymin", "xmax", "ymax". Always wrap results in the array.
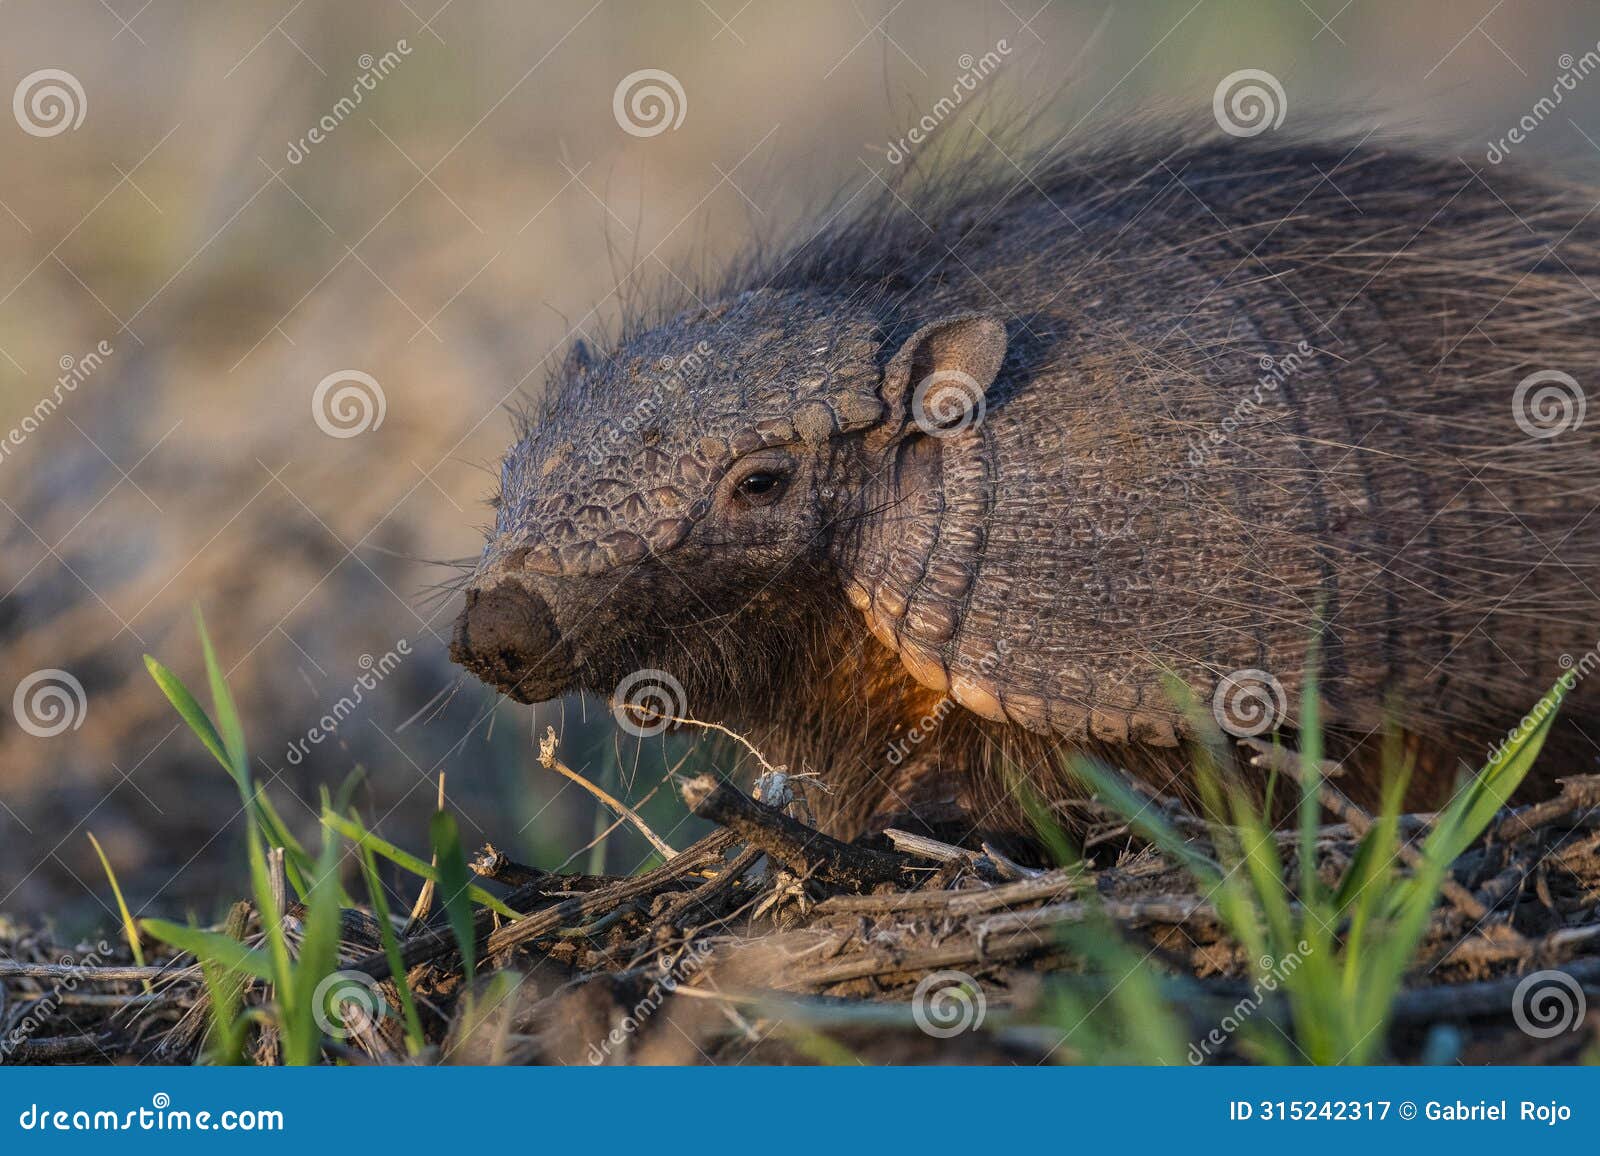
[{"xmin": 450, "ymin": 579, "xmax": 574, "ymax": 704}]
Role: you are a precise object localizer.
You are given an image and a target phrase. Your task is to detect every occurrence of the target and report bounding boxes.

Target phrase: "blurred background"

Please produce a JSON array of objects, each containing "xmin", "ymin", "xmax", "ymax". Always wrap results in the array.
[{"xmin": 3, "ymin": 0, "xmax": 1600, "ymax": 929}]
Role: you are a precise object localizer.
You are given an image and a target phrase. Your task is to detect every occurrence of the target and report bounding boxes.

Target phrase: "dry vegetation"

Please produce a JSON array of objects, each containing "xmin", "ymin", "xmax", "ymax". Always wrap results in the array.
[{"xmin": 6, "ymin": 737, "xmax": 1599, "ymax": 1066}]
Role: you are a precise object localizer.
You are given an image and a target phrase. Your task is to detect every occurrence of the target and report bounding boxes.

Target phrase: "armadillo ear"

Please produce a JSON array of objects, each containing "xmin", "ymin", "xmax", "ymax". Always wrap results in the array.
[{"xmin": 876, "ymin": 315, "xmax": 1007, "ymax": 443}]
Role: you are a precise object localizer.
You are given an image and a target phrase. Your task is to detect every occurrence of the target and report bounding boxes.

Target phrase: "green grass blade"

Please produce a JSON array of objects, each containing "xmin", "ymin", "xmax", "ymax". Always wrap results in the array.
[
  {"xmin": 1296, "ymin": 666, "xmax": 1324, "ymax": 910},
  {"xmin": 1232, "ymin": 798, "xmax": 1295, "ymax": 955},
  {"xmin": 1064, "ymin": 754, "xmax": 1220, "ymax": 886},
  {"xmin": 145, "ymin": 642, "xmax": 313, "ymax": 899},
  {"xmin": 143, "ymin": 655, "xmax": 232, "ymax": 779},
  {"xmin": 252, "ymin": 792, "xmax": 312, "ymax": 899},
  {"xmin": 200, "ymin": 906, "xmax": 252, "ymax": 1064},
  {"xmin": 1008, "ymin": 760, "xmax": 1081, "ymax": 868},
  {"xmin": 322, "ymin": 811, "xmax": 518, "ymax": 918},
  {"xmin": 1338, "ymin": 764, "xmax": 1409, "ymax": 1013},
  {"xmin": 86, "ymin": 832, "xmax": 147, "ymax": 986},
  {"xmin": 1349, "ymin": 680, "xmax": 1568, "ymax": 1057},
  {"xmin": 356, "ymin": 837, "xmax": 426, "ymax": 1055},
  {"xmin": 1426, "ymin": 679, "xmax": 1567, "ymax": 867},
  {"xmin": 193, "ymin": 611, "xmax": 309, "ymax": 916},
  {"xmin": 145, "ymin": 635, "xmax": 292, "ymax": 996},
  {"xmin": 242, "ymin": 787, "xmax": 294, "ymax": 997},
  {"xmin": 1061, "ymin": 660, "xmax": 1568, "ymax": 1065},
  {"xmin": 282, "ymin": 816, "xmax": 348, "ymax": 1066},
  {"xmin": 141, "ymin": 919, "xmax": 276, "ymax": 982},
  {"xmin": 1055, "ymin": 915, "xmax": 1190, "ymax": 1065},
  {"xmin": 430, "ymin": 810, "xmax": 477, "ymax": 985},
  {"xmin": 1380, "ymin": 676, "xmax": 1567, "ymax": 930},
  {"xmin": 194, "ymin": 606, "xmax": 248, "ymax": 781}
]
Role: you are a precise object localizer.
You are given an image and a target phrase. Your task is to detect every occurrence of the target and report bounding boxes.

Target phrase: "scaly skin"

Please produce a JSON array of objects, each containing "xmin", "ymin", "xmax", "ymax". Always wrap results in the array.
[{"xmin": 453, "ymin": 134, "xmax": 1600, "ymax": 842}]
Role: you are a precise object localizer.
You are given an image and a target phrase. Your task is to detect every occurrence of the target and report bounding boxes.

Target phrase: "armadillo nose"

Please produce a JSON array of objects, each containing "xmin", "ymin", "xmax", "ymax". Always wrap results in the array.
[{"xmin": 449, "ymin": 579, "xmax": 573, "ymax": 703}]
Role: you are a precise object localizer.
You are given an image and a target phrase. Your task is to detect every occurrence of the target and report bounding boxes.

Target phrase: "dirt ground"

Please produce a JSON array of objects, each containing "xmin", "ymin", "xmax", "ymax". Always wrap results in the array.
[{"xmin": 5, "ymin": 761, "xmax": 1597, "ymax": 1066}]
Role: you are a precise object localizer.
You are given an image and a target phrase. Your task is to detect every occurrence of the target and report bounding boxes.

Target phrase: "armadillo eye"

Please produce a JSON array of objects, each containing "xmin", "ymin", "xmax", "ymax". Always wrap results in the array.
[{"xmin": 736, "ymin": 471, "xmax": 785, "ymax": 502}]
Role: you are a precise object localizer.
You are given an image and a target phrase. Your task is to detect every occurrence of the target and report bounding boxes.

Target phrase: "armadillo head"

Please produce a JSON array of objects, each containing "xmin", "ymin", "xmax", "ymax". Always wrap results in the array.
[{"xmin": 451, "ymin": 286, "xmax": 1010, "ymax": 723}]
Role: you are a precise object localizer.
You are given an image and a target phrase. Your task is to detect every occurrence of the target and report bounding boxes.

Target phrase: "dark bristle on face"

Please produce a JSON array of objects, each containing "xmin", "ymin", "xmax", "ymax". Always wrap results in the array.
[{"xmin": 452, "ymin": 129, "xmax": 1600, "ymax": 846}]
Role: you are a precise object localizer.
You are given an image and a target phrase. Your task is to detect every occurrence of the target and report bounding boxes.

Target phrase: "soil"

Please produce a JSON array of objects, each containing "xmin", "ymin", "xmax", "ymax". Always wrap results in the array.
[{"xmin": 4, "ymin": 767, "xmax": 1598, "ymax": 1066}]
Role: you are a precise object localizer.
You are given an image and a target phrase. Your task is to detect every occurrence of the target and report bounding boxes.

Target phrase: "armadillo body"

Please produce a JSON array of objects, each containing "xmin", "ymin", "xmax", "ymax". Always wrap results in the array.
[
  {"xmin": 836, "ymin": 138, "xmax": 1600, "ymax": 809},
  {"xmin": 457, "ymin": 134, "xmax": 1600, "ymax": 841}
]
